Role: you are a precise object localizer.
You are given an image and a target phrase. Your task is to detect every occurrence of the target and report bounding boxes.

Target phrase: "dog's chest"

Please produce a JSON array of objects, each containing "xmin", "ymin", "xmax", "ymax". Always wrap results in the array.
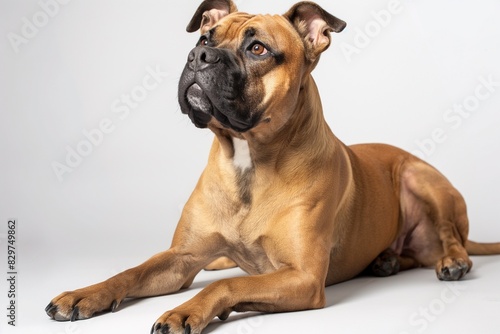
[
  {"xmin": 224, "ymin": 224, "xmax": 277, "ymax": 274},
  {"xmin": 216, "ymin": 196, "xmax": 281, "ymax": 275},
  {"xmin": 232, "ymin": 137, "xmax": 253, "ymax": 171},
  {"xmin": 230, "ymin": 137, "xmax": 254, "ymax": 205},
  {"xmin": 210, "ymin": 138, "xmax": 283, "ymax": 273}
]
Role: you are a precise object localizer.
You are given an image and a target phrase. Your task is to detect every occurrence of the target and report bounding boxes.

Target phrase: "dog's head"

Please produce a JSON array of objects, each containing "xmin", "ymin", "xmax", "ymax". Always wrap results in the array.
[{"xmin": 178, "ymin": 0, "xmax": 346, "ymax": 135}]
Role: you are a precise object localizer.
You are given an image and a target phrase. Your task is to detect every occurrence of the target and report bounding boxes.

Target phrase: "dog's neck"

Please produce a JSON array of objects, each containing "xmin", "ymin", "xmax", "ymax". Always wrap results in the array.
[
  {"xmin": 204, "ymin": 74, "xmax": 343, "ymax": 206},
  {"xmin": 210, "ymin": 75, "xmax": 337, "ymax": 174}
]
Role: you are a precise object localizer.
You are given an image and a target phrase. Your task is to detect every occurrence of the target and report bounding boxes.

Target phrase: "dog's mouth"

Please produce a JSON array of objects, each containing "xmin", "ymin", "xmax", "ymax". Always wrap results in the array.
[
  {"xmin": 183, "ymin": 82, "xmax": 254, "ymax": 132},
  {"xmin": 186, "ymin": 83, "xmax": 212, "ymax": 115},
  {"xmin": 181, "ymin": 83, "xmax": 212, "ymax": 129}
]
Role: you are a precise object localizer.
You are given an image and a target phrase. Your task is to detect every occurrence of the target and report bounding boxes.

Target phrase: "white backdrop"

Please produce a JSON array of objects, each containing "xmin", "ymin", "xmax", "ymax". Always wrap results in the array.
[{"xmin": 1, "ymin": 1, "xmax": 500, "ymax": 334}]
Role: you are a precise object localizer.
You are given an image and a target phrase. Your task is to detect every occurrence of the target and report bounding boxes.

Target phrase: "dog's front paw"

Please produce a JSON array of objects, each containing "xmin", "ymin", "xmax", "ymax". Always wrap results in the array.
[
  {"xmin": 151, "ymin": 304, "xmax": 214, "ymax": 334},
  {"xmin": 436, "ymin": 256, "xmax": 471, "ymax": 281},
  {"xmin": 46, "ymin": 284, "xmax": 122, "ymax": 321}
]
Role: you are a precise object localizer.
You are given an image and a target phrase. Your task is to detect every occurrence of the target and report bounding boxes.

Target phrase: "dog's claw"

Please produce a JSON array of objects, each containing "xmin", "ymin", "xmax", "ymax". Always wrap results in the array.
[
  {"xmin": 149, "ymin": 321, "xmax": 192, "ymax": 333},
  {"xmin": 151, "ymin": 323, "xmax": 168, "ymax": 334},
  {"xmin": 45, "ymin": 302, "xmax": 57, "ymax": 319},
  {"xmin": 111, "ymin": 300, "xmax": 120, "ymax": 313},
  {"xmin": 70, "ymin": 307, "xmax": 79, "ymax": 322},
  {"xmin": 45, "ymin": 302, "xmax": 53, "ymax": 312},
  {"xmin": 218, "ymin": 310, "xmax": 230, "ymax": 321},
  {"xmin": 45, "ymin": 302, "xmax": 58, "ymax": 318}
]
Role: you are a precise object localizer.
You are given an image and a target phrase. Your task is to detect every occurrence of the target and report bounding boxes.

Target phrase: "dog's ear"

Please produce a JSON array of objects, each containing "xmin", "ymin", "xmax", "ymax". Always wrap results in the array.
[
  {"xmin": 284, "ymin": 1, "xmax": 346, "ymax": 61},
  {"xmin": 187, "ymin": 0, "xmax": 238, "ymax": 34}
]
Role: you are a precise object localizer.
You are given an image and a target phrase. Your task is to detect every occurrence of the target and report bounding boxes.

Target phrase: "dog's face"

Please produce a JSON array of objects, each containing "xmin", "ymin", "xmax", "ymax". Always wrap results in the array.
[
  {"xmin": 178, "ymin": 13, "xmax": 304, "ymax": 133},
  {"xmin": 178, "ymin": 0, "xmax": 346, "ymax": 136}
]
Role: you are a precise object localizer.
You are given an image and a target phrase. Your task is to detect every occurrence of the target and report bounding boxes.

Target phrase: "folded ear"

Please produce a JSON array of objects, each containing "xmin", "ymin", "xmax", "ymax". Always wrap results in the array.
[
  {"xmin": 284, "ymin": 1, "xmax": 346, "ymax": 61},
  {"xmin": 186, "ymin": 0, "xmax": 238, "ymax": 34}
]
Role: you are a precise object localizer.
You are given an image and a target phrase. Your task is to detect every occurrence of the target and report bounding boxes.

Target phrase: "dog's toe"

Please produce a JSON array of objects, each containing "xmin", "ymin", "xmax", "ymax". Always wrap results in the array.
[
  {"xmin": 151, "ymin": 323, "xmax": 170, "ymax": 334},
  {"xmin": 45, "ymin": 301, "xmax": 72, "ymax": 321},
  {"xmin": 150, "ymin": 322, "xmax": 192, "ymax": 334},
  {"xmin": 45, "ymin": 302, "xmax": 57, "ymax": 317},
  {"xmin": 70, "ymin": 307, "xmax": 80, "ymax": 322}
]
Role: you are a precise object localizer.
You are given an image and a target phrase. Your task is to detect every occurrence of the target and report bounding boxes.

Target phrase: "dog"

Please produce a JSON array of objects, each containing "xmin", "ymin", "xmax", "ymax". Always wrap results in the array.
[{"xmin": 46, "ymin": 1, "xmax": 500, "ymax": 333}]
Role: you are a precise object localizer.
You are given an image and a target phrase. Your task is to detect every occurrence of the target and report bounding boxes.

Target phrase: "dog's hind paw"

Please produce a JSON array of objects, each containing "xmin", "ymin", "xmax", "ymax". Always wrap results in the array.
[
  {"xmin": 436, "ymin": 256, "xmax": 471, "ymax": 281},
  {"xmin": 369, "ymin": 249, "xmax": 400, "ymax": 277}
]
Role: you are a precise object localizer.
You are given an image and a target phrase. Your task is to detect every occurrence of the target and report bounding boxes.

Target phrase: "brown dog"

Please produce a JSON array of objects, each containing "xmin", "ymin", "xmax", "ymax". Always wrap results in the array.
[{"xmin": 46, "ymin": 1, "xmax": 500, "ymax": 333}]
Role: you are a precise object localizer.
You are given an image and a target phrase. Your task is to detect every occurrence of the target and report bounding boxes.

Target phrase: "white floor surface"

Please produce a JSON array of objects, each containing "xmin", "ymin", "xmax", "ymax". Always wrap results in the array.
[{"xmin": 2, "ymin": 254, "xmax": 500, "ymax": 334}]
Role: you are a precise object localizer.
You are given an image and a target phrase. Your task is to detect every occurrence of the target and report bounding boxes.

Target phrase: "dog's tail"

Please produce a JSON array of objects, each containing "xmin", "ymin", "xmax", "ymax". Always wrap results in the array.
[{"xmin": 466, "ymin": 240, "xmax": 500, "ymax": 255}]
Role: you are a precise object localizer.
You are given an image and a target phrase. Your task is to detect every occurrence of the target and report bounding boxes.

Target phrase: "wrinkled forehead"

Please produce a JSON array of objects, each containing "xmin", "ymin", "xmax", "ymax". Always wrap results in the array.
[{"xmin": 211, "ymin": 12, "xmax": 303, "ymax": 51}]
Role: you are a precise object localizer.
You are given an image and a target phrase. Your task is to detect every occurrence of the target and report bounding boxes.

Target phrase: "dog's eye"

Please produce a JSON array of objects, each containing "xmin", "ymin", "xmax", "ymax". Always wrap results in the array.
[
  {"xmin": 250, "ymin": 43, "xmax": 268, "ymax": 56},
  {"xmin": 198, "ymin": 36, "xmax": 209, "ymax": 46}
]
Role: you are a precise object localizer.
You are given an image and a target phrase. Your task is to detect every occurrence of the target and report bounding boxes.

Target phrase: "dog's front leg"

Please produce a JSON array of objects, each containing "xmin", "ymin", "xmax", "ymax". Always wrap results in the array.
[
  {"xmin": 46, "ymin": 248, "xmax": 207, "ymax": 321},
  {"xmin": 151, "ymin": 267, "xmax": 326, "ymax": 334}
]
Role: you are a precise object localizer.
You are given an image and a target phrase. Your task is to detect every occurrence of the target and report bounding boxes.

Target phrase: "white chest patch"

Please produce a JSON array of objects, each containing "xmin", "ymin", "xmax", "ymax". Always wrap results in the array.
[{"xmin": 232, "ymin": 137, "xmax": 253, "ymax": 171}]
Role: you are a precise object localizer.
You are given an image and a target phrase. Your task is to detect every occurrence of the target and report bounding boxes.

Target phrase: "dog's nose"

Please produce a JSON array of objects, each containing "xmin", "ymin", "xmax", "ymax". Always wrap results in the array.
[{"xmin": 188, "ymin": 47, "xmax": 220, "ymax": 71}]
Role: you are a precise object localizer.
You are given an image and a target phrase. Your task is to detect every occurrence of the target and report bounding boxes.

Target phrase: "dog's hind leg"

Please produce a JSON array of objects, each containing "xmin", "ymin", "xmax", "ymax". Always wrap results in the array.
[{"xmin": 399, "ymin": 160, "xmax": 472, "ymax": 281}]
